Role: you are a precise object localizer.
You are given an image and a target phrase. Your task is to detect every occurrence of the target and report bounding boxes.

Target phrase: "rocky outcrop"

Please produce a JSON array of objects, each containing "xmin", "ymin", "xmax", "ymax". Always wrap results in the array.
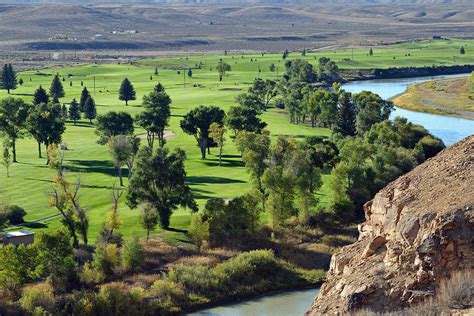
[{"xmin": 307, "ymin": 135, "xmax": 474, "ymax": 315}]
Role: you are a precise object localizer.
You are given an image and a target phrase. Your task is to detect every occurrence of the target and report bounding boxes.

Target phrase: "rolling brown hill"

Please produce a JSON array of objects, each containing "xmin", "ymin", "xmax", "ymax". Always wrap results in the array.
[{"xmin": 0, "ymin": 1, "xmax": 473, "ymax": 53}]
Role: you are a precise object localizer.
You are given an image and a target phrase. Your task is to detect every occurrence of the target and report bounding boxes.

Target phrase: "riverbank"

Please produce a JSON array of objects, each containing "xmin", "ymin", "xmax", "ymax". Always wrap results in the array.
[
  {"xmin": 341, "ymin": 64, "xmax": 474, "ymax": 82},
  {"xmin": 392, "ymin": 75, "xmax": 474, "ymax": 120}
]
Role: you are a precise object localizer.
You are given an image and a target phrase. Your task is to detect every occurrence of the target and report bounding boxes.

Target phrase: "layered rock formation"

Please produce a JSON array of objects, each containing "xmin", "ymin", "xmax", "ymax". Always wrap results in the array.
[{"xmin": 308, "ymin": 135, "xmax": 474, "ymax": 314}]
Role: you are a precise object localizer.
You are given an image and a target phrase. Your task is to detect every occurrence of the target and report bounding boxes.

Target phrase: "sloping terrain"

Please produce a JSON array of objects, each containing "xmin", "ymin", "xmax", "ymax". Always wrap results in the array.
[
  {"xmin": 308, "ymin": 135, "xmax": 474, "ymax": 314},
  {"xmin": 0, "ymin": 2, "xmax": 473, "ymax": 52}
]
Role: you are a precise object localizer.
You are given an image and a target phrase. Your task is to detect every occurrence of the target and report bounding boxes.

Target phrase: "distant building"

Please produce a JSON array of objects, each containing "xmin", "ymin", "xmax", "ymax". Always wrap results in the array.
[{"xmin": 3, "ymin": 230, "xmax": 35, "ymax": 246}]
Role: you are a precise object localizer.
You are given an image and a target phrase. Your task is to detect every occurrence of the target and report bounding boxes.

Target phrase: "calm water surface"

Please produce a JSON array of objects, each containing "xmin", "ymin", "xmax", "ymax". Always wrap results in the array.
[
  {"xmin": 342, "ymin": 74, "xmax": 474, "ymax": 146},
  {"xmin": 190, "ymin": 288, "xmax": 319, "ymax": 316}
]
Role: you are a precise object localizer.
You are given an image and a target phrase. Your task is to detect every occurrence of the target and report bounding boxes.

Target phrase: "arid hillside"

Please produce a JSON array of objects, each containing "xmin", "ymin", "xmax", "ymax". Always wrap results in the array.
[
  {"xmin": 0, "ymin": 1, "xmax": 473, "ymax": 53},
  {"xmin": 308, "ymin": 135, "xmax": 474, "ymax": 314}
]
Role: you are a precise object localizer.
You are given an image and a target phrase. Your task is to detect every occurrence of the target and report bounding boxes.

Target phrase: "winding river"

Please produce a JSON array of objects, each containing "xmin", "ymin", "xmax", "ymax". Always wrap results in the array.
[
  {"xmin": 189, "ymin": 74, "xmax": 474, "ymax": 316},
  {"xmin": 343, "ymin": 74, "xmax": 474, "ymax": 146},
  {"xmin": 191, "ymin": 288, "xmax": 319, "ymax": 316}
]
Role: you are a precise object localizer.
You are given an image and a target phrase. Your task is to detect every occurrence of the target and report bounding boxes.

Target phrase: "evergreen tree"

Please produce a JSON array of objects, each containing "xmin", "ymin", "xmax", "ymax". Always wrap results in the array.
[
  {"xmin": 83, "ymin": 96, "xmax": 97, "ymax": 124},
  {"xmin": 49, "ymin": 74, "xmax": 65, "ymax": 100},
  {"xmin": 68, "ymin": 98, "xmax": 80, "ymax": 125},
  {"xmin": 154, "ymin": 67, "xmax": 158, "ymax": 75},
  {"xmin": 369, "ymin": 48, "xmax": 374, "ymax": 56},
  {"xmin": 154, "ymin": 82, "xmax": 165, "ymax": 93},
  {"xmin": 79, "ymin": 87, "xmax": 90, "ymax": 112},
  {"xmin": 460, "ymin": 46, "xmax": 466, "ymax": 55},
  {"xmin": 188, "ymin": 69, "xmax": 193, "ymax": 77},
  {"xmin": 18, "ymin": 78, "xmax": 24, "ymax": 86},
  {"xmin": 282, "ymin": 49, "xmax": 289, "ymax": 59},
  {"xmin": 118, "ymin": 78, "xmax": 136, "ymax": 106},
  {"xmin": 334, "ymin": 92, "xmax": 357, "ymax": 137},
  {"xmin": 33, "ymin": 86, "xmax": 49, "ymax": 105},
  {"xmin": 0, "ymin": 64, "xmax": 18, "ymax": 94}
]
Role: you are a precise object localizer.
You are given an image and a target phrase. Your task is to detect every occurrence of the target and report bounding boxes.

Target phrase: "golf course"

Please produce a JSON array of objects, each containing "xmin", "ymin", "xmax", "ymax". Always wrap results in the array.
[{"xmin": 1, "ymin": 38, "xmax": 473, "ymax": 243}]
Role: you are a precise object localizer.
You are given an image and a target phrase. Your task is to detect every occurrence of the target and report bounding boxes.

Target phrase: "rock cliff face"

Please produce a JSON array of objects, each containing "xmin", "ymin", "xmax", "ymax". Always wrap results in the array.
[{"xmin": 308, "ymin": 136, "xmax": 474, "ymax": 315}]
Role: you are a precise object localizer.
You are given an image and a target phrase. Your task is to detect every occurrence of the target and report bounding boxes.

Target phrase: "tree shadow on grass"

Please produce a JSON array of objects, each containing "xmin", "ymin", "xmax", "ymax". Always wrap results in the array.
[
  {"xmin": 190, "ymin": 187, "xmax": 215, "ymax": 200},
  {"xmin": 202, "ymin": 159, "xmax": 244, "ymax": 168},
  {"xmin": 68, "ymin": 159, "xmax": 116, "ymax": 176},
  {"xmin": 187, "ymin": 176, "xmax": 246, "ymax": 185},
  {"xmin": 70, "ymin": 121, "xmax": 95, "ymax": 128}
]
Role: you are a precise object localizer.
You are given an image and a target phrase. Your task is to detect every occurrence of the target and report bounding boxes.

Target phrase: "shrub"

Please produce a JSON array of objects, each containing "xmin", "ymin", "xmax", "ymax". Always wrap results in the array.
[
  {"xmin": 19, "ymin": 283, "xmax": 56, "ymax": 314},
  {"xmin": 188, "ymin": 214, "xmax": 209, "ymax": 253},
  {"xmin": 0, "ymin": 204, "xmax": 27, "ymax": 225},
  {"xmin": 148, "ymin": 280, "xmax": 188, "ymax": 313},
  {"xmin": 92, "ymin": 243, "xmax": 120, "ymax": 281},
  {"xmin": 121, "ymin": 236, "xmax": 144, "ymax": 273},
  {"xmin": 202, "ymin": 195, "xmax": 260, "ymax": 247}
]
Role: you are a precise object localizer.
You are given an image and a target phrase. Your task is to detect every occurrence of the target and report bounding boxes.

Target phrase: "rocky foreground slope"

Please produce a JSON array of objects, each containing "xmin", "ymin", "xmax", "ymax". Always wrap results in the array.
[{"xmin": 308, "ymin": 135, "xmax": 474, "ymax": 314}]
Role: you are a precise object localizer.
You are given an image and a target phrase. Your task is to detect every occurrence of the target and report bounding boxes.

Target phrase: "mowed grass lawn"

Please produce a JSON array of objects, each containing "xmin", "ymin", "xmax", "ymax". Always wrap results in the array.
[
  {"xmin": 0, "ymin": 60, "xmax": 329, "ymax": 242},
  {"xmin": 1, "ymin": 38, "xmax": 473, "ymax": 242}
]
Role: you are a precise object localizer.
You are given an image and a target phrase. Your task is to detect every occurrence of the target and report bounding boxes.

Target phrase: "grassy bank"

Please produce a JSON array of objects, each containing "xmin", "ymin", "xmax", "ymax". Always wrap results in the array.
[{"xmin": 392, "ymin": 75, "xmax": 474, "ymax": 120}]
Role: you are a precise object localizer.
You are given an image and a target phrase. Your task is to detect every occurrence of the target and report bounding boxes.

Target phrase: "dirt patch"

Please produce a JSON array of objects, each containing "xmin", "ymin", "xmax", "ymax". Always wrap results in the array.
[{"xmin": 136, "ymin": 130, "xmax": 176, "ymax": 141}]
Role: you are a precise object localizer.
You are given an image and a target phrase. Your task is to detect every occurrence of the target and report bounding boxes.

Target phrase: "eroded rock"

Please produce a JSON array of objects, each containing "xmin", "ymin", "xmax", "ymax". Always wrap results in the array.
[{"xmin": 307, "ymin": 136, "xmax": 474, "ymax": 315}]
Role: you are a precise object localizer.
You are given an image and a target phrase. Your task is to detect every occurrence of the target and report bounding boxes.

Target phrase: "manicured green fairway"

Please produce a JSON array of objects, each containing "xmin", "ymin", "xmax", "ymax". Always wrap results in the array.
[
  {"xmin": 1, "ymin": 38, "xmax": 472, "ymax": 241},
  {"xmin": 0, "ymin": 58, "xmax": 329, "ymax": 241}
]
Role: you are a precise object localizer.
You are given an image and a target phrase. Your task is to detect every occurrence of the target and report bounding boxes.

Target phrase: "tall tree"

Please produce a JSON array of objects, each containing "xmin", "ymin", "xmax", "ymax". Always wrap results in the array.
[
  {"xmin": 119, "ymin": 78, "xmax": 136, "ymax": 106},
  {"xmin": 235, "ymin": 130, "xmax": 271, "ymax": 210},
  {"xmin": 0, "ymin": 97, "xmax": 30, "ymax": 162},
  {"xmin": 2, "ymin": 142, "xmax": 11, "ymax": 177},
  {"xmin": 33, "ymin": 86, "xmax": 49, "ymax": 105},
  {"xmin": 49, "ymin": 175, "xmax": 88, "ymax": 248},
  {"xmin": 353, "ymin": 91, "xmax": 394, "ymax": 135},
  {"xmin": 79, "ymin": 87, "xmax": 90, "ymax": 112},
  {"xmin": 83, "ymin": 96, "xmax": 97, "ymax": 124},
  {"xmin": 0, "ymin": 64, "xmax": 17, "ymax": 94},
  {"xmin": 49, "ymin": 74, "xmax": 65, "ymax": 100},
  {"xmin": 95, "ymin": 111, "xmax": 134, "ymax": 145},
  {"xmin": 180, "ymin": 106, "xmax": 225, "ymax": 159},
  {"xmin": 225, "ymin": 105, "xmax": 267, "ymax": 136},
  {"xmin": 27, "ymin": 102, "xmax": 65, "ymax": 160},
  {"xmin": 127, "ymin": 147, "xmax": 198, "ymax": 229},
  {"xmin": 216, "ymin": 60, "xmax": 231, "ymax": 81},
  {"xmin": 68, "ymin": 98, "xmax": 80, "ymax": 125},
  {"xmin": 135, "ymin": 88, "xmax": 171, "ymax": 148},
  {"xmin": 334, "ymin": 92, "xmax": 357, "ymax": 137},
  {"xmin": 108, "ymin": 135, "xmax": 139, "ymax": 186},
  {"xmin": 208, "ymin": 122, "xmax": 226, "ymax": 166}
]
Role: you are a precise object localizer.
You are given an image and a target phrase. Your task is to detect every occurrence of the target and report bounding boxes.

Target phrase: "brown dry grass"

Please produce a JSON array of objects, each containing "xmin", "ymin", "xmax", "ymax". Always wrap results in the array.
[{"xmin": 392, "ymin": 76, "xmax": 474, "ymax": 120}]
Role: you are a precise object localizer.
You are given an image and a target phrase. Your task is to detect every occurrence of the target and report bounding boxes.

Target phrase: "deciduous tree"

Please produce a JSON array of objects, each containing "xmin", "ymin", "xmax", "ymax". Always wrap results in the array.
[
  {"xmin": 0, "ymin": 97, "xmax": 30, "ymax": 162},
  {"xmin": 216, "ymin": 60, "xmax": 231, "ymax": 81},
  {"xmin": 136, "ymin": 88, "xmax": 171, "ymax": 148},
  {"xmin": 95, "ymin": 111, "xmax": 134, "ymax": 145},
  {"xmin": 180, "ymin": 105, "xmax": 225, "ymax": 159},
  {"xmin": 208, "ymin": 122, "xmax": 226, "ymax": 166},
  {"xmin": 127, "ymin": 147, "xmax": 198, "ymax": 229},
  {"xmin": 27, "ymin": 102, "xmax": 65, "ymax": 161}
]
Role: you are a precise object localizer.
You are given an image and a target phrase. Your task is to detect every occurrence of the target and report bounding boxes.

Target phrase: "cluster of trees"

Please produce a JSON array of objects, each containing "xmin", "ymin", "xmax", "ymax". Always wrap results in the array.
[{"xmin": 329, "ymin": 117, "xmax": 444, "ymax": 222}]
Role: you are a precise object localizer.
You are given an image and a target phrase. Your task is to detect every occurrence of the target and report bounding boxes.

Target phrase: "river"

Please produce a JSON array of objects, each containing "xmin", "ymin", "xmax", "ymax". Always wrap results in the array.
[
  {"xmin": 190, "ymin": 288, "xmax": 319, "ymax": 316},
  {"xmin": 342, "ymin": 74, "xmax": 474, "ymax": 146},
  {"xmin": 190, "ymin": 74, "xmax": 474, "ymax": 316}
]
